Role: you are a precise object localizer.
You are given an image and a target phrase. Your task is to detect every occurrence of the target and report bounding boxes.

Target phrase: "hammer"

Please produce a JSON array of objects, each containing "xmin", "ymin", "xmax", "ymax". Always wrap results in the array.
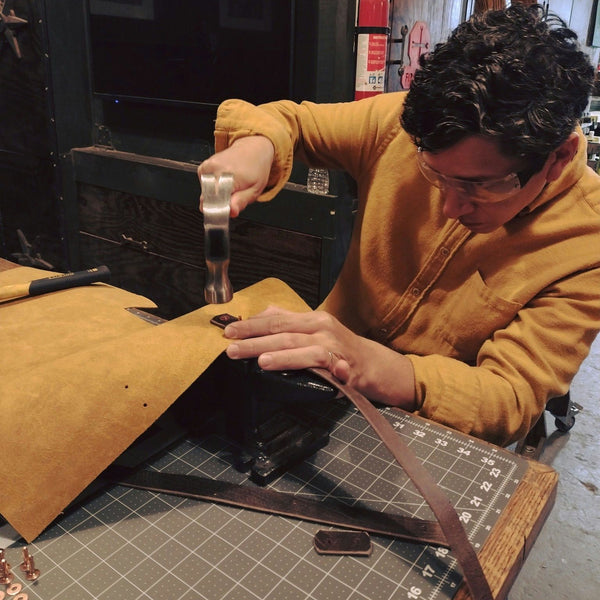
[
  {"xmin": 201, "ymin": 173, "xmax": 234, "ymax": 304},
  {"xmin": 0, "ymin": 265, "xmax": 111, "ymax": 302}
]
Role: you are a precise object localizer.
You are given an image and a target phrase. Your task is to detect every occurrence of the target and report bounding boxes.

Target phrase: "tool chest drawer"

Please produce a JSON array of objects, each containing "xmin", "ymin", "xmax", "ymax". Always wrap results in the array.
[{"xmin": 77, "ymin": 183, "xmax": 323, "ymax": 318}]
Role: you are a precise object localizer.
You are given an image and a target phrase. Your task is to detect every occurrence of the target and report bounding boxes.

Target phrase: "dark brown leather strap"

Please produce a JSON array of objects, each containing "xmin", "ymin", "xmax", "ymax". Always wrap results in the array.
[
  {"xmin": 109, "ymin": 365, "xmax": 493, "ymax": 599},
  {"xmin": 106, "ymin": 466, "xmax": 446, "ymax": 546},
  {"xmin": 309, "ymin": 367, "xmax": 493, "ymax": 600}
]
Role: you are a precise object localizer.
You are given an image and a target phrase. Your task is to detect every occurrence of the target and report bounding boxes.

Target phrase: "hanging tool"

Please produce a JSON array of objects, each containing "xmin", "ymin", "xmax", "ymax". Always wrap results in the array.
[
  {"xmin": 387, "ymin": 24, "xmax": 409, "ymax": 85},
  {"xmin": 201, "ymin": 173, "xmax": 234, "ymax": 304},
  {"xmin": 10, "ymin": 229, "xmax": 54, "ymax": 270},
  {"xmin": 401, "ymin": 21, "xmax": 431, "ymax": 89},
  {"xmin": 0, "ymin": 0, "xmax": 28, "ymax": 59}
]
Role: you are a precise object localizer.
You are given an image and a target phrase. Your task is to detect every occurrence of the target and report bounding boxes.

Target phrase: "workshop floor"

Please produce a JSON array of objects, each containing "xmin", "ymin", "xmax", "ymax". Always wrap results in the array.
[{"xmin": 508, "ymin": 334, "xmax": 600, "ymax": 599}]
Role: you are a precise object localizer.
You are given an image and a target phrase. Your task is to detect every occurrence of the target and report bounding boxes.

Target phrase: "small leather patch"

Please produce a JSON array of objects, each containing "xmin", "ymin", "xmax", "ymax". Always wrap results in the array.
[
  {"xmin": 313, "ymin": 530, "xmax": 372, "ymax": 556},
  {"xmin": 210, "ymin": 313, "xmax": 241, "ymax": 329}
]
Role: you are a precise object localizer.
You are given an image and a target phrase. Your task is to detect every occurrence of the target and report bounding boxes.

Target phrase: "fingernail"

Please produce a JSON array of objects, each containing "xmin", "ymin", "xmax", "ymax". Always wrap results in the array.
[
  {"xmin": 259, "ymin": 354, "xmax": 273, "ymax": 368},
  {"xmin": 227, "ymin": 344, "xmax": 240, "ymax": 358},
  {"xmin": 224, "ymin": 325, "xmax": 238, "ymax": 338}
]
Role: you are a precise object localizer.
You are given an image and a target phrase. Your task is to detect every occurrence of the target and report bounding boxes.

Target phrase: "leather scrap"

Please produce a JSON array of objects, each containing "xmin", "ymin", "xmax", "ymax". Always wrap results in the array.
[
  {"xmin": 0, "ymin": 269, "xmax": 310, "ymax": 542},
  {"xmin": 105, "ymin": 466, "xmax": 447, "ymax": 546},
  {"xmin": 313, "ymin": 530, "xmax": 372, "ymax": 556}
]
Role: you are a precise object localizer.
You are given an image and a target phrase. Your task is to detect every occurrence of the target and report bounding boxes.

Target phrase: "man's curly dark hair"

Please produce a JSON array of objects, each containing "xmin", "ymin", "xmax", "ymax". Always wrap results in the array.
[{"xmin": 401, "ymin": 3, "xmax": 595, "ymax": 168}]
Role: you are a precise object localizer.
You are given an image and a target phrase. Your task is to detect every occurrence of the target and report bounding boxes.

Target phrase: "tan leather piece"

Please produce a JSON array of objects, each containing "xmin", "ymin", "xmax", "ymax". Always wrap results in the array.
[
  {"xmin": 0, "ymin": 268, "xmax": 310, "ymax": 542},
  {"xmin": 1, "ymin": 266, "xmax": 157, "ymax": 373}
]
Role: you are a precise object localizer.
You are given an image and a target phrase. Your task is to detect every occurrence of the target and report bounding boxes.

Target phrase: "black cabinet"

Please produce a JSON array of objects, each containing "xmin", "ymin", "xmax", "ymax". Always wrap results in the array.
[
  {"xmin": 5, "ymin": 0, "xmax": 358, "ymax": 313},
  {"xmin": 72, "ymin": 147, "xmax": 355, "ymax": 318}
]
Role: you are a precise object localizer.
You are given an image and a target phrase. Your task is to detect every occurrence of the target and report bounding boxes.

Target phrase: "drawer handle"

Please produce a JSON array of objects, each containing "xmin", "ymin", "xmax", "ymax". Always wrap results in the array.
[{"xmin": 120, "ymin": 233, "xmax": 149, "ymax": 252}]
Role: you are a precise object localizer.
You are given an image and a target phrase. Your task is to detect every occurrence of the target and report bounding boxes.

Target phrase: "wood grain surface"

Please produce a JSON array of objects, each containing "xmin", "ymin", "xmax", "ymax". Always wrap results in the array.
[
  {"xmin": 454, "ymin": 459, "xmax": 558, "ymax": 599},
  {"xmin": 77, "ymin": 184, "xmax": 323, "ymax": 317}
]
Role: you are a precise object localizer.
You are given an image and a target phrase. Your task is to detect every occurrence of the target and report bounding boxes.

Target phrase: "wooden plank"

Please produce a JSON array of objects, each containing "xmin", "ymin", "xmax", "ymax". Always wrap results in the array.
[
  {"xmin": 0, "ymin": 258, "xmax": 17, "ymax": 272},
  {"xmin": 454, "ymin": 460, "xmax": 558, "ymax": 600}
]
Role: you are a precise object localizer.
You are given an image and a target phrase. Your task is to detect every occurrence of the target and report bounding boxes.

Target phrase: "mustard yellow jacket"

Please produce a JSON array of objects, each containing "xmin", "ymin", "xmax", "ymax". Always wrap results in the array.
[{"xmin": 214, "ymin": 92, "xmax": 600, "ymax": 446}]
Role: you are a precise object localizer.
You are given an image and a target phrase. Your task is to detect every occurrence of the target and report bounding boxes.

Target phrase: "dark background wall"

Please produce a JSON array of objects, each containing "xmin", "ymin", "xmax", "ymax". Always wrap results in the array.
[{"xmin": 0, "ymin": 0, "xmax": 63, "ymax": 269}]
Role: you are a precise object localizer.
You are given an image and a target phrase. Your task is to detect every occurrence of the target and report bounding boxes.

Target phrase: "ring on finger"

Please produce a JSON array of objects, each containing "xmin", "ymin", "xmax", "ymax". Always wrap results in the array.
[{"xmin": 327, "ymin": 350, "xmax": 337, "ymax": 370}]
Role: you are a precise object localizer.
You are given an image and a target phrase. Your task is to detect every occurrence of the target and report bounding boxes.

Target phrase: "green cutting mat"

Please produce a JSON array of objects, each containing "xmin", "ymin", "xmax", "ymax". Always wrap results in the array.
[{"xmin": 4, "ymin": 401, "xmax": 528, "ymax": 600}]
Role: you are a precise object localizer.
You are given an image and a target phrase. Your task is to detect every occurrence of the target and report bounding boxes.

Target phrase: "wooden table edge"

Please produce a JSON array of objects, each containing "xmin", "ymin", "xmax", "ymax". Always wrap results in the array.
[
  {"xmin": 0, "ymin": 258, "xmax": 18, "ymax": 272},
  {"xmin": 453, "ymin": 458, "xmax": 558, "ymax": 599}
]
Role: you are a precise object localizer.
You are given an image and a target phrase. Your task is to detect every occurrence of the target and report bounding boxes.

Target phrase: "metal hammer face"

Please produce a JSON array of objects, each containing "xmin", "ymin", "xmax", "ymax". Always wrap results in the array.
[{"xmin": 201, "ymin": 173, "xmax": 234, "ymax": 304}]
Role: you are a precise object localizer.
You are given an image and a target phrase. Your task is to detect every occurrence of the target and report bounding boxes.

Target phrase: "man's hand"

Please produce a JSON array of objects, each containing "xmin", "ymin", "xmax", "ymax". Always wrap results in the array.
[
  {"xmin": 223, "ymin": 306, "xmax": 418, "ymax": 411},
  {"xmin": 198, "ymin": 136, "xmax": 275, "ymax": 217}
]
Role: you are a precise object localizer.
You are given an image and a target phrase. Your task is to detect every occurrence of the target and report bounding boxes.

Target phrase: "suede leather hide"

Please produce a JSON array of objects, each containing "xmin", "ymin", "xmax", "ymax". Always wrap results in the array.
[{"xmin": 0, "ymin": 266, "xmax": 309, "ymax": 541}]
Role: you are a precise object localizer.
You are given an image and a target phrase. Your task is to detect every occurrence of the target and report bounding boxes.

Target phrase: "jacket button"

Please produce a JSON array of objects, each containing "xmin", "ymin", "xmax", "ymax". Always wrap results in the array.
[{"xmin": 411, "ymin": 287, "xmax": 420, "ymax": 296}]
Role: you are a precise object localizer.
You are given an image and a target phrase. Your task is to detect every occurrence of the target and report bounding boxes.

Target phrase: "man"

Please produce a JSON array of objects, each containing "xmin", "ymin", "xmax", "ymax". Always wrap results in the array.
[{"xmin": 197, "ymin": 4, "xmax": 600, "ymax": 446}]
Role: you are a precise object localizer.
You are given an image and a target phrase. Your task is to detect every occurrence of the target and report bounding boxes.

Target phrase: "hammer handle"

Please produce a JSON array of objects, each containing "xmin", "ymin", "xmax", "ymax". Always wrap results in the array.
[{"xmin": 0, "ymin": 266, "xmax": 111, "ymax": 302}]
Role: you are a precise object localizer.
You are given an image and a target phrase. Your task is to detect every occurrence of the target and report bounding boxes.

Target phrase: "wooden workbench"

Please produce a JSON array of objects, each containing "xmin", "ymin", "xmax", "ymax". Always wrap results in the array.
[{"xmin": 454, "ymin": 449, "xmax": 557, "ymax": 598}]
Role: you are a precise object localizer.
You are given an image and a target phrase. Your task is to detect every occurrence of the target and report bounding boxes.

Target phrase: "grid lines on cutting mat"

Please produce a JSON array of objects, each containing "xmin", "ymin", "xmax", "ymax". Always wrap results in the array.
[{"xmin": 12, "ymin": 402, "xmax": 527, "ymax": 600}]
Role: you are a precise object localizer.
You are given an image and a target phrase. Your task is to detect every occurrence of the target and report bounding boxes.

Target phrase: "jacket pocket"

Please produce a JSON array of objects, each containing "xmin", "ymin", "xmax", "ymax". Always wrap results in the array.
[{"xmin": 435, "ymin": 270, "xmax": 522, "ymax": 362}]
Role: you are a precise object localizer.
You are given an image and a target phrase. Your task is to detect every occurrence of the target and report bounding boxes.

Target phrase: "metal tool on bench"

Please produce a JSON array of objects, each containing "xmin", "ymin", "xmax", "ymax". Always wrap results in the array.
[
  {"xmin": 201, "ymin": 172, "xmax": 234, "ymax": 304},
  {"xmin": 202, "ymin": 313, "xmax": 338, "ymax": 483},
  {"xmin": 175, "ymin": 335, "xmax": 339, "ymax": 485},
  {"xmin": 199, "ymin": 174, "xmax": 337, "ymax": 481},
  {"xmin": 0, "ymin": 265, "xmax": 111, "ymax": 302}
]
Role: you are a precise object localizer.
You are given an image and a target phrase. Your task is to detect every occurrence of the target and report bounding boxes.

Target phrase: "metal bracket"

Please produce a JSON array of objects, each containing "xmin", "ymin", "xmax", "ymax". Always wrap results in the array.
[
  {"xmin": 515, "ymin": 392, "xmax": 582, "ymax": 459},
  {"xmin": 94, "ymin": 124, "xmax": 113, "ymax": 148}
]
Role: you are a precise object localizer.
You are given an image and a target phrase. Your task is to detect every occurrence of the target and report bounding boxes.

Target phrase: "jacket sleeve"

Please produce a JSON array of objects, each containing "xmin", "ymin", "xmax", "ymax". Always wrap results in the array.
[
  {"xmin": 409, "ymin": 265, "xmax": 600, "ymax": 446},
  {"xmin": 213, "ymin": 94, "xmax": 407, "ymax": 200}
]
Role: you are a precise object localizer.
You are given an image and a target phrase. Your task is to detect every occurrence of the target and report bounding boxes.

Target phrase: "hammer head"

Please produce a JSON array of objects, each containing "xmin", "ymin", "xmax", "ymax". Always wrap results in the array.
[{"xmin": 201, "ymin": 173, "xmax": 234, "ymax": 304}]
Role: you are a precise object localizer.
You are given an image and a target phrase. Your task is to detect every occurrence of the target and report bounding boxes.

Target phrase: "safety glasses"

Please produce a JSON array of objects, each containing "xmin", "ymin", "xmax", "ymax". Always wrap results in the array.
[{"xmin": 416, "ymin": 147, "xmax": 540, "ymax": 203}]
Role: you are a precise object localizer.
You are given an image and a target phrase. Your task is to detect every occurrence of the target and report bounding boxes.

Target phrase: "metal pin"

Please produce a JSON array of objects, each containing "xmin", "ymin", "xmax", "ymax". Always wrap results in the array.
[
  {"xmin": 19, "ymin": 546, "xmax": 29, "ymax": 571},
  {"xmin": 0, "ymin": 557, "xmax": 14, "ymax": 585},
  {"xmin": 20, "ymin": 547, "xmax": 40, "ymax": 581}
]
